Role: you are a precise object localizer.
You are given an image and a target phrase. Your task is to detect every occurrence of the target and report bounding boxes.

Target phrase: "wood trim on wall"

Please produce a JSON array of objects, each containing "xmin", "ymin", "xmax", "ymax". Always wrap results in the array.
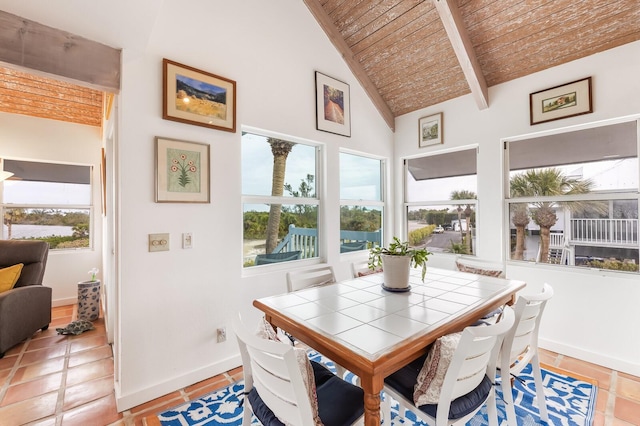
[{"xmin": 0, "ymin": 10, "xmax": 121, "ymax": 93}]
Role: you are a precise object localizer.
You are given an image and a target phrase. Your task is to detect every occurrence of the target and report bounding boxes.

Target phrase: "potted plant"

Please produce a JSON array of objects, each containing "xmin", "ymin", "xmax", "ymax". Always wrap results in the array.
[{"xmin": 368, "ymin": 237, "xmax": 431, "ymax": 290}]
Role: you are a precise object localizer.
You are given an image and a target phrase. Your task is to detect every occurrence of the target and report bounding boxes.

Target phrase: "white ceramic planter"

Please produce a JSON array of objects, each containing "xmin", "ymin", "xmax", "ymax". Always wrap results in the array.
[
  {"xmin": 77, "ymin": 280, "xmax": 101, "ymax": 321},
  {"xmin": 381, "ymin": 255, "xmax": 411, "ymax": 289}
]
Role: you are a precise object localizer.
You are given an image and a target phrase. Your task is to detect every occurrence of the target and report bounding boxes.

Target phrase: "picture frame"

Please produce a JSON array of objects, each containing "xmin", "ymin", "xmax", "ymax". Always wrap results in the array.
[
  {"xmin": 155, "ymin": 137, "xmax": 210, "ymax": 203},
  {"xmin": 315, "ymin": 71, "xmax": 351, "ymax": 137},
  {"xmin": 418, "ymin": 113, "xmax": 443, "ymax": 147},
  {"xmin": 163, "ymin": 58, "xmax": 236, "ymax": 132},
  {"xmin": 530, "ymin": 77, "xmax": 592, "ymax": 125}
]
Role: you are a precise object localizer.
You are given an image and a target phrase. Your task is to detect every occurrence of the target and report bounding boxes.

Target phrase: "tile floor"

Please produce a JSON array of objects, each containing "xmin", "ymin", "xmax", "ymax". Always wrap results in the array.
[{"xmin": 0, "ymin": 305, "xmax": 638, "ymax": 425}]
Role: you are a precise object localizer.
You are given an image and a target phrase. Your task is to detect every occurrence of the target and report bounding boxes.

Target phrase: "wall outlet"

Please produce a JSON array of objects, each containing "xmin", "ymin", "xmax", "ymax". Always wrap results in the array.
[
  {"xmin": 216, "ymin": 327, "xmax": 226, "ymax": 343},
  {"xmin": 182, "ymin": 232, "xmax": 193, "ymax": 249}
]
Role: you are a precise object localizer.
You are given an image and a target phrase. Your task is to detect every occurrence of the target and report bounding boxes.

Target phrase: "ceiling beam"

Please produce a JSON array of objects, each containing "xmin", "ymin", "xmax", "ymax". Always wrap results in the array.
[
  {"xmin": 433, "ymin": 0, "xmax": 489, "ymax": 109},
  {"xmin": 0, "ymin": 10, "xmax": 121, "ymax": 93},
  {"xmin": 303, "ymin": 0, "xmax": 395, "ymax": 131}
]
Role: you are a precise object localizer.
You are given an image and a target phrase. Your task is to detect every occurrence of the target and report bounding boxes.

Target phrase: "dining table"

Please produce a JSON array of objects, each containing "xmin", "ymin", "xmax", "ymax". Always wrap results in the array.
[{"xmin": 253, "ymin": 265, "xmax": 526, "ymax": 426}]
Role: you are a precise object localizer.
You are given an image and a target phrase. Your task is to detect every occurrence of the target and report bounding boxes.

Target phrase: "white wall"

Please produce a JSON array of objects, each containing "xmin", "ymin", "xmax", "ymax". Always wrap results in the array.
[
  {"xmin": 394, "ymin": 41, "xmax": 640, "ymax": 376},
  {"xmin": 114, "ymin": 0, "xmax": 393, "ymax": 409},
  {"xmin": 0, "ymin": 112, "xmax": 104, "ymax": 305}
]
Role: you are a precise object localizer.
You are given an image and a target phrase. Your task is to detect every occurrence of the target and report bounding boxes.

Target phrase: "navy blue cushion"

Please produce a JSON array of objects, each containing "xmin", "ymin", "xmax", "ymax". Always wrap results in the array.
[
  {"xmin": 248, "ymin": 360, "xmax": 364, "ymax": 426},
  {"xmin": 385, "ymin": 356, "xmax": 493, "ymax": 420}
]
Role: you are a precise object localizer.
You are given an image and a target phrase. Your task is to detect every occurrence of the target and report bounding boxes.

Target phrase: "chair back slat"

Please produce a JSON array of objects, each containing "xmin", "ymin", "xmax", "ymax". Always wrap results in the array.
[
  {"xmin": 287, "ymin": 266, "xmax": 336, "ymax": 292},
  {"xmin": 233, "ymin": 316, "xmax": 316, "ymax": 426}
]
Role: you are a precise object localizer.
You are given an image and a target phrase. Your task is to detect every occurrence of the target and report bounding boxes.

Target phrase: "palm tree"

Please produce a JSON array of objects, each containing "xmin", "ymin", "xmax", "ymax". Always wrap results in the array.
[
  {"xmin": 3, "ymin": 208, "xmax": 25, "ymax": 239},
  {"xmin": 265, "ymin": 138, "xmax": 295, "ymax": 254},
  {"xmin": 509, "ymin": 168, "xmax": 594, "ymax": 263},
  {"xmin": 450, "ymin": 190, "xmax": 476, "ymax": 254}
]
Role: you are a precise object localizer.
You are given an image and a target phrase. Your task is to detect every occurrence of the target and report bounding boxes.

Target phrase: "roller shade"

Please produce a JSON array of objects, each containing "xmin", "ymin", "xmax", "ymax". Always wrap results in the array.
[
  {"xmin": 3, "ymin": 160, "xmax": 90, "ymax": 184},
  {"xmin": 407, "ymin": 148, "xmax": 477, "ymax": 181}
]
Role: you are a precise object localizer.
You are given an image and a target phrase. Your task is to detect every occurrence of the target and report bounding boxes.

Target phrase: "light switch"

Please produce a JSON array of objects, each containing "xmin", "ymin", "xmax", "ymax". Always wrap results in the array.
[
  {"xmin": 182, "ymin": 233, "xmax": 193, "ymax": 249},
  {"xmin": 149, "ymin": 233, "xmax": 170, "ymax": 252}
]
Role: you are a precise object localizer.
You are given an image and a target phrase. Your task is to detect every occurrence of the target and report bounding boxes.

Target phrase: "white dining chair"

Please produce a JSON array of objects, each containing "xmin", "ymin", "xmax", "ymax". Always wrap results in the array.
[
  {"xmin": 286, "ymin": 265, "xmax": 336, "ymax": 292},
  {"xmin": 499, "ymin": 283, "xmax": 554, "ymax": 425},
  {"xmin": 233, "ymin": 315, "xmax": 364, "ymax": 426},
  {"xmin": 382, "ymin": 306, "xmax": 515, "ymax": 426}
]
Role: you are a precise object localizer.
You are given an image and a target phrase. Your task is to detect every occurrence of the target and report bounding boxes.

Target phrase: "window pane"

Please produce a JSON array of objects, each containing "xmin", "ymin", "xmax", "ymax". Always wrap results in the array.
[
  {"xmin": 2, "ymin": 207, "xmax": 90, "ymax": 248},
  {"xmin": 340, "ymin": 206, "xmax": 382, "ymax": 252},
  {"xmin": 339, "ymin": 153, "xmax": 381, "ymax": 201},
  {"xmin": 243, "ymin": 203, "xmax": 319, "ymax": 267},
  {"xmin": 241, "ymin": 132, "xmax": 317, "ymax": 197},
  {"xmin": 408, "ymin": 204, "xmax": 475, "ymax": 254},
  {"xmin": 508, "ymin": 199, "xmax": 638, "ymax": 272},
  {"xmin": 406, "ymin": 149, "xmax": 477, "ymax": 202},
  {"xmin": 4, "ymin": 181, "xmax": 90, "ymax": 204}
]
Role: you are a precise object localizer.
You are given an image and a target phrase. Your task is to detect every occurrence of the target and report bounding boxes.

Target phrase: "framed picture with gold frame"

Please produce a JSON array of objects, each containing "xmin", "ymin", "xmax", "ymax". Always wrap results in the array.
[
  {"xmin": 155, "ymin": 137, "xmax": 210, "ymax": 203},
  {"xmin": 162, "ymin": 58, "xmax": 236, "ymax": 132}
]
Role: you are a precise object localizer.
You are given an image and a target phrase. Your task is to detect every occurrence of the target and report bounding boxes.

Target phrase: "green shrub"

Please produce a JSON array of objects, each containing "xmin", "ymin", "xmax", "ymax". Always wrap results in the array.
[
  {"xmin": 586, "ymin": 259, "xmax": 638, "ymax": 272},
  {"xmin": 408, "ymin": 225, "xmax": 434, "ymax": 246}
]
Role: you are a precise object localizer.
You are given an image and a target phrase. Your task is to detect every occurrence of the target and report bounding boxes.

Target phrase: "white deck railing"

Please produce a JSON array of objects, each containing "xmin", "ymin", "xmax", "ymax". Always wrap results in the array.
[{"xmin": 571, "ymin": 218, "xmax": 638, "ymax": 246}]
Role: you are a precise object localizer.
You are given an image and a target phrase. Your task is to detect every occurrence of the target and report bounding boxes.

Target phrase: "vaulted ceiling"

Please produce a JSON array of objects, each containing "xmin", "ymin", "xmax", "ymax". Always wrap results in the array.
[{"xmin": 304, "ymin": 0, "xmax": 640, "ymax": 129}]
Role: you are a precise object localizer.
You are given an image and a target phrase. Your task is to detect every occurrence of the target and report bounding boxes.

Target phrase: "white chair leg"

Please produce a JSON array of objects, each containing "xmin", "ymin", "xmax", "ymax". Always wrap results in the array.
[
  {"xmin": 531, "ymin": 355, "xmax": 549, "ymax": 423},
  {"xmin": 242, "ymin": 398, "xmax": 252, "ymax": 426},
  {"xmin": 500, "ymin": 369, "xmax": 518, "ymax": 426},
  {"xmin": 486, "ymin": 391, "xmax": 499, "ymax": 426}
]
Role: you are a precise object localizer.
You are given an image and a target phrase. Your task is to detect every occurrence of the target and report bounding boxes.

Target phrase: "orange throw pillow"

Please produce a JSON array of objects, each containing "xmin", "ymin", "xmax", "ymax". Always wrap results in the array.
[{"xmin": 0, "ymin": 263, "xmax": 24, "ymax": 293}]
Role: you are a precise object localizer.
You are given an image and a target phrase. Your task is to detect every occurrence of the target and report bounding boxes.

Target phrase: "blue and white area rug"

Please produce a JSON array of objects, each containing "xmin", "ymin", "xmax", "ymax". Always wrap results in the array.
[{"xmin": 152, "ymin": 352, "xmax": 597, "ymax": 426}]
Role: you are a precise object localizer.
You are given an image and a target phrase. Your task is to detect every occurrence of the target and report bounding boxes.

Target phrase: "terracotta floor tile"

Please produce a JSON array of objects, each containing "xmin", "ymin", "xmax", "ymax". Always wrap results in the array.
[
  {"xmin": 618, "ymin": 375, "xmax": 640, "ymax": 403},
  {"xmin": 29, "ymin": 417, "xmax": 58, "ymax": 426},
  {"xmin": 186, "ymin": 380, "xmax": 233, "ymax": 401},
  {"xmin": 0, "ymin": 354, "xmax": 19, "ymax": 371},
  {"xmin": 614, "ymin": 396, "xmax": 640, "ymax": 425},
  {"xmin": 131, "ymin": 396, "xmax": 189, "ymax": 419},
  {"xmin": 63, "ymin": 375, "xmax": 115, "ymax": 411},
  {"xmin": 558, "ymin": 356, "xmax": 612, "ymax": 390},
  {"xmin": 21, "ymin": 344, "xmax": 68, "ymax": 365},
  {"xmin": 620, "ymin": 371, "xmax": 640, "ymax": 382},
  {"xmin": 1, "ymin": 372, "xmax": 62, "ymax": 406},
  {"xmin": 68, "ymin": 345, "xmax": 112, "ymax": 368},
  {"xmin": 27, "ymin": 334, "xmax": 69, "ymax": 351},
  {"xmin": 4, "ymin": 343, "xmax": 25, "ymax": 358},
  {"xmin": 538, "ymin": 348, "xmax": 558, "ymax": 366},
  {"xmin": 129, "ymin": 391, "xmax": 184, "ymax": 414},
  {"xmin": 593, "ymin": 411, "xmax": 605, "ymax": 426},
  {"xmin": 61, "ymin": 393, "xmax": 122, "ymax": 426},
  {"xmin": 0, "ymin": 391, "xmax": 58, "ymax": 425},
  {"xmin": 596, "ymin": 388, "xmax": 609, "ymax": 413},
  {"xmin": 0, "ymin": 368, "xmax": 11, "ymax": 382},
  {"xmin": 11, "ymin": 357, "xmax": 65, "ymax": 384},
  {"xmin": 612, "ymin": 419, "xmax": 637, "ymax": 426},
  {"xmin": 65, "ymin": 358, "xmax": 114, "ymax": 387},
  {"xmin": 69, "ymin": 334, "xmax": 108, "ymax": 354}
]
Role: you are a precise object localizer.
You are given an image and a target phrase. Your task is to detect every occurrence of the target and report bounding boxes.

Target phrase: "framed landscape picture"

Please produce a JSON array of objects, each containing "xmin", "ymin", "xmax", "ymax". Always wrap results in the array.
[
  {"xmin": 315, "ymin": 71, "xmax": 351, "ymax": 137},
  {"xmin": 155, "ymin": 137, "xmax": 210, "ymax": 203},
  {"xmin": 530, "ymin": 77, "xmax": 592, "ymax": 125},
  {"xmin": 418, "ymin": 113, "xmax": 443, "ymax": 147},
  {"xmin": 163, "ymin": 58, "xmax": 236, "ymax": 132}
]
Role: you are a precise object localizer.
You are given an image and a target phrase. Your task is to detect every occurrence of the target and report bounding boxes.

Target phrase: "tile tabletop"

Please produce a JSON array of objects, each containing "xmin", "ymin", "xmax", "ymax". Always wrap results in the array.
[{"xmin": 256, "ymin": 266, "xmax": 524, "ymax": 359}]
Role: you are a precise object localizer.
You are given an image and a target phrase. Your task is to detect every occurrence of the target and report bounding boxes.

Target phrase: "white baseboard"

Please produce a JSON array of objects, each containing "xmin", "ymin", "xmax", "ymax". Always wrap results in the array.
[
  {"xmin": 115, "ymin": 354, "xmax": 242, "ymax": 412},
  {"xmin": 539, "ymin": 338, "xmax": 640, "ymax": 377}
]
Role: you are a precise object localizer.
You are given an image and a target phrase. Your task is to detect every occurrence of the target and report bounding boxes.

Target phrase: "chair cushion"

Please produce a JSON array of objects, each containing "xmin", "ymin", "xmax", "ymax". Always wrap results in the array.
[
  {"xmin": 249, "ymin": 361, "xmax": 364, "ymax": 426},
  {"xmin": 385, "ymin": 357, "xmax": 493, "ymax": 420},
  {"xmin": 414, "ymin": 332, "xmax": 461, "ymax": 405},
  {"xmin": 0, "ymin": 263, "xmax": 23, "ymax": 293}
]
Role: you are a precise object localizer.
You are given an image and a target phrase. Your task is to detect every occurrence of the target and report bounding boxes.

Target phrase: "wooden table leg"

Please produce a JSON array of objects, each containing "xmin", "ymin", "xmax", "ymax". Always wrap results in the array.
[{"xmin": 361, "ymin": 374, "xmax": 383, "ymax": 426}]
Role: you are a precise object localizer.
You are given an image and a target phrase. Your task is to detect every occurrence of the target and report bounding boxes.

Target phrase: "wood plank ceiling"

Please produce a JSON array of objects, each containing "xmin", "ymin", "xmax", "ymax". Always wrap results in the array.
[
  {"xmin": 305, "ymin": 0, "xmax": 640, "ymax": 129},
  {"xmin": 0, "ymin": 66, "xmax": 104, "ymax": 127}
]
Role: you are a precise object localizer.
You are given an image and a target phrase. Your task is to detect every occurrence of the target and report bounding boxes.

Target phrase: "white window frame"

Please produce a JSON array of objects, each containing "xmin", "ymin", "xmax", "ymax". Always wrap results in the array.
[{"xmin": 502, "ymin": 115, "xmax": 640, "ymax": 273}]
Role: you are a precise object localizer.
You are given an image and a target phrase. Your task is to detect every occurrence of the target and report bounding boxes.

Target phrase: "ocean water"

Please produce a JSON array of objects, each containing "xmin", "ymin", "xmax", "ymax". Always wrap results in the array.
[{"xmin": 2, "ymin": 224, "xmax": 73, "ymax": 239}]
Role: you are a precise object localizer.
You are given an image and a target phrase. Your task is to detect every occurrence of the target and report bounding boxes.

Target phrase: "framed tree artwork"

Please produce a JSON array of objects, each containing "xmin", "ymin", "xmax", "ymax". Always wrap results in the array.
[
  {"xmin": 530, "ymin": 77, "xmax": 592, "ymax": 125},
  {"xmin": 419, "ymin": 113, "xmax": 443, "ymax": 147},
  {"xmin": 315, "ymin": 71, "xmax": 351, "ymax": 137}
]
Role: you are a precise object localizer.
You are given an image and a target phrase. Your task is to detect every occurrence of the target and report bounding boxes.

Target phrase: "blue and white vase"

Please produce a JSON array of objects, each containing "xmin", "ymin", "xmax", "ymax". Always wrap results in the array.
[{"xmin": 78, "ymin": 280, "xmax": 101, "ymax": 321}]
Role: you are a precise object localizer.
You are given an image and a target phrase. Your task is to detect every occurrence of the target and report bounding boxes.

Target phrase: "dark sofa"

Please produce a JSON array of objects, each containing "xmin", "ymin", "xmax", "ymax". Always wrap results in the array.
[{"xmin": 0, "ymin": 240, "xmax": 52, "ymax": 357}]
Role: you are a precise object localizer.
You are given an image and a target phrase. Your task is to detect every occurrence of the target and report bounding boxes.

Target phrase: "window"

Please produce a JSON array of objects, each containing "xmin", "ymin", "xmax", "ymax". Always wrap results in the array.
[
  {"xmin": 242, "ymin": 130, "xmax": 320, "ymax": 267},
  {"xmin": 405, "ymin": 148, "xmax": 478, "ymax": 255},
  {"xmin": 505, "ymin": 119, "xmax": 639, "ymax": 273},
  {"xmin": 1, "ymin": 159, "xmax": 93, "ymax": 249},
  {"xmin": 339, "ymin": 152, "xmax": 384, "ymax": 253}
]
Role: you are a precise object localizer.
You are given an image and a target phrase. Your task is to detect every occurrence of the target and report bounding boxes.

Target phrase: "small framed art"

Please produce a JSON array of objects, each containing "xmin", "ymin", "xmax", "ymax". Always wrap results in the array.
[
  {"xmin": 315, "ymin": 71, "xmax": 351, "ymax": 137},
  {"xmin": 419, "ymin": 113, "xmax": 443, "ymax": 147},
  {"xmin": 155, "ymin": 137, "xmax": 210, "ymax": 203},
  {"xmin": 163, "ymin": 58, "xmax": 236, "ymax": 132},
  {"xmin": 530, "ymin": 77, "xmax": 592, "ymax": 125}
]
